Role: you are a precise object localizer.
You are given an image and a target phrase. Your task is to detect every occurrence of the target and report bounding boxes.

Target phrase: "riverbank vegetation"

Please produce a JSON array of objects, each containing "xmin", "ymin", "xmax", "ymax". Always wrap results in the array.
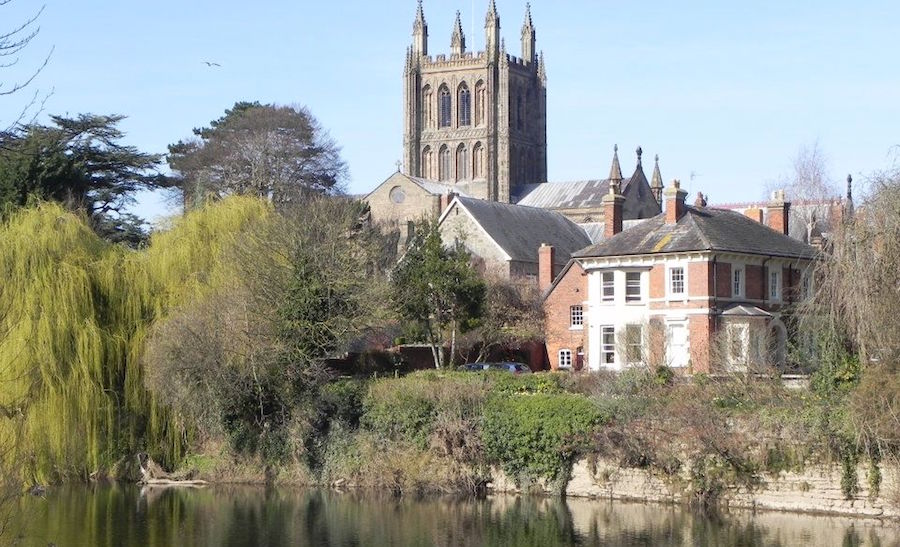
[
  {"xmin": 0, "ymin": 109, "xmax": 898, "ymax": 518},
  {"xmin": 0, "ymin": 186, "xmax": 898, "ymax": 511}
]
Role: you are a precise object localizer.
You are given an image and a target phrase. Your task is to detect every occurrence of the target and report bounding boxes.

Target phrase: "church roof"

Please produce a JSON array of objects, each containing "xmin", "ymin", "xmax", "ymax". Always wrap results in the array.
[
  {"xmin": 514, "ymin": 170, "xmax": 660, "ymax": 220},
  {"xmin": 404, "ymin": 175, "xmax": 471, "ymax": 197},
  {"xmin": 515, "ymin": 178, "xmax": 625, "ymax": 210},
  {"xmin": 445, "ymin": 196, "xmax": 592, "ymax": 265},
  {"xmin": 574, "ymin": 206, "xmax": 818, "ymax": 260}
]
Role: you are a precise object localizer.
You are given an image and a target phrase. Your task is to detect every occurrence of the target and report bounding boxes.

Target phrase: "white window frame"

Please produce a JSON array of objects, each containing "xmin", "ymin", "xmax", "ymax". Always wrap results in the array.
[
  {"xmin": 624, "ymin": 323, "xmax": 644, "ymax": 365},
  {"xmin": 558, "ymin": 349, "xmax": 572, "ymax": 369},
  {"xmin": 569, "ymin": 305, "xmax": 584, "ymax": 329},
  {"xmin": 667, "ymin": 264, "xmax": 687, "ymax": 300},
  {"xmin": 732, "ymin": 264, "xmax": 745, "ymax": 298},
  {"xmin": 769, "ymin": 269, "xmax": 781, "ymax": 301},
  {"xmin": 666, "ymin": 321, "xmax": 689, "ymax": 368},
  {"xmin": 600, "ymin": 325, "xmax": 615, "ymax": 366},
  {"xmin": 625, "ymin": 271, "xmax": 642, "ymax": 303},
  {"xmin": 601, "ymin": 271, "xmax": 614, "ymax": 303}
]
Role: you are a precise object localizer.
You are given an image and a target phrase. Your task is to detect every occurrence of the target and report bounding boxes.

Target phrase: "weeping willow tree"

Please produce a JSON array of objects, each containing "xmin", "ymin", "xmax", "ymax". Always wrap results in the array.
[{"xmin": 0, "ymin": 197, "xmax": 270, "ymax": 483}]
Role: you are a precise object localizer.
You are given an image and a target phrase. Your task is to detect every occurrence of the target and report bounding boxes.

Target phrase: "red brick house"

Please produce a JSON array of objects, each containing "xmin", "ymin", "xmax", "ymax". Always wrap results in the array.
[{"xmin": 541, "ymin": 180, "xmax": 818, "ymax": 373}]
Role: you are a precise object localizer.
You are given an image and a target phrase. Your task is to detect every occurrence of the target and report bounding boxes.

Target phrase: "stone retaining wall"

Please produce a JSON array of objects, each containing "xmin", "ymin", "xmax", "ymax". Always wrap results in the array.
[{"xmin": 490, "ymin": 457, "xmax": 900, "ymax": 520}]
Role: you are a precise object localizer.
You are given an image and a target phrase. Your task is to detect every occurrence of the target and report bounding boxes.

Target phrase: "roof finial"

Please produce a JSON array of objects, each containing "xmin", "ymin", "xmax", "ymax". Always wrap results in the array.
[
  {"xmin": 636, "ymin": 146, "xmax": 643, "ymax": 166},
  {"xmin": 486, "ymin": 0, "xmax": 498, "ymax": 21},
  {"xmin": 451, "ymin": 10, "xmax": 466, "ymax": 55},
  {"xmin": 524, "ymin": 2, "xmax": 533, "ymax": 27},
  {"xmin": 651, "ymin": 154, "xmax": 663, "ymax": 189},
  {"xmin": 608, "ymin": 144, "xmax": 623, "ymax": 183},
  {"xmin": 846, "ymin": 174, "xmax": 853, "ymax": 202},
  {"xmin": 414, "ymin": 0, "xmax": 426, "ymax": 27}
]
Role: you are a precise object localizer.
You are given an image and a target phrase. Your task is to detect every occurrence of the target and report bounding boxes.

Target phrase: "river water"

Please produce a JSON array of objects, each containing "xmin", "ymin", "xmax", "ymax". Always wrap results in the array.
[{"xmin": 7, "ymin": 484, "xmax": 899, "ymax": 546}]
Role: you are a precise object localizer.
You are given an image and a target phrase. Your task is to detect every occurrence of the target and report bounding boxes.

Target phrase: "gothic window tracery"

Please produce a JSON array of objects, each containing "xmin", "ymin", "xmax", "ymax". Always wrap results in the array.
[
  {"xmin": 439, "ymin": 85, "xmax": 451, "ymax": 128},
  {"xmin": 439, "ymin": 145, "xmax": 450, "ymax": 181},
  {"xmin": 475, "ymin": 81, "xmax": 486, "ymax": 126},
  {"xmin": 422, "ymin": 85, "xmax": 433, "ymax": 129},
  {"xmin": 458, "ymin": 84, "xmax": 471, "ymax": 127},
  {"xmin": 421, "ymin": 146, "xmax": 433, "ymax": 179},
  {"xmin": 456, "ymin": 144, "xmax": 468, "ymax": 181},
  {"xmin": 472, "ymin": 142, "xmax": 484, "ymax": 179}
]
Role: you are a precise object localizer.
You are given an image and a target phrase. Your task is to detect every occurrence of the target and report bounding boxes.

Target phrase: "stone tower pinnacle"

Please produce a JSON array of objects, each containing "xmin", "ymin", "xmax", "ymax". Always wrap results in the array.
[
  {"xmin": 608, "ymin": 145, "xmax": 623, "ymax": 186},
  {"xmin": 521, "ymin": 3, "xmax": 536, "ymax": 63},
  {"xmin": 485, "ymin": 0, "xmax": 500, "ymax": 61},
  {"xmin": 412, "ymin": 0, "xmax": 428, "ymax": 56},
  {"xmin": 651, "ymin": 154, "xmax": 664, "ymax": 206},
  {"xmin": 450, "ymin": 10, "xmax": 466, "ymax": 56}
]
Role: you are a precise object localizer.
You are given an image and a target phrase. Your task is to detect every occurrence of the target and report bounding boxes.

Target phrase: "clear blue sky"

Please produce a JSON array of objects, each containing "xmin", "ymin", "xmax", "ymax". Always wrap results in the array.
[{"xmin": 2, "ymin": 0, "xmax": 898, "ymax": 222}]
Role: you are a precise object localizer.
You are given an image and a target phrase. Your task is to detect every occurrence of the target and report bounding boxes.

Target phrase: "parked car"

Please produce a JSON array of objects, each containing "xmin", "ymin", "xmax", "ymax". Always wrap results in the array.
[
  {"xmin": 462, "ymin": 362, "xmax": 532, "ymax": 374},
  {"xmin": 490, "ymin": 362, "xmax": 532, "ymax": 374}
]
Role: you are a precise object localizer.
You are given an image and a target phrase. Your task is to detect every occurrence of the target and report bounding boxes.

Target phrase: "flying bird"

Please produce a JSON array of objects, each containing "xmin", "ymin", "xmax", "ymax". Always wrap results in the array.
[{"xmin": 202, "ymin": 61, "xmax": 221, "ymax": 67}]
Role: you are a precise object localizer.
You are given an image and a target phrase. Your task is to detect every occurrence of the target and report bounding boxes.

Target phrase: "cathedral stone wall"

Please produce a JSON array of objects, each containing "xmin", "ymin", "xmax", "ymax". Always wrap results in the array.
[{"xmin": 403, "ymin": 2, "xmax": 547, "ymax": 203}]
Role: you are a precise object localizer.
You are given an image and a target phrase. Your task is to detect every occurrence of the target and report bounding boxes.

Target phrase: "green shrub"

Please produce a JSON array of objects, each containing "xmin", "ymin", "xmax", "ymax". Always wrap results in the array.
[
  {"xmin": 361, "ymin": 388, "xmax": 436, "ymax": 448},
  {"xmin": 321, "ymin": 379, "xmax": 368, "ymax": 428},
  {"xmin": 482, "ymin": 393, "xmax": 607, "ymax": 484},
  {"xmin": 492, "ymin": 372, "xmax": 563, "ymax": 395}
]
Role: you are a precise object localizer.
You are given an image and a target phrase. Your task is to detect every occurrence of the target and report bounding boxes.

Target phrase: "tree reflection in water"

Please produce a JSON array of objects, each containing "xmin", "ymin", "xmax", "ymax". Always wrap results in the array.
[{"xmin": 10, "ymin": 485, "xmax": 899, "ymax": 546}]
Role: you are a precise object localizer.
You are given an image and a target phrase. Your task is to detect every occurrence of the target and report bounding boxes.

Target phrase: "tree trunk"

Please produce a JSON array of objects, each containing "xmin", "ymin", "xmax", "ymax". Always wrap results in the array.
[
  {"xmin": 450, "ymin": 319, "xmax": 457, "ymax": 369},
  {"xmin": 426, "ymin": 321, "xmax": 441, "ymax": 369}
]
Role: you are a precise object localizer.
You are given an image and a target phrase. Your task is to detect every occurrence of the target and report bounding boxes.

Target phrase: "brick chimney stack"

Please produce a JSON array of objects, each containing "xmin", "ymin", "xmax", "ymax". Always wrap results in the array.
[
  {"xmin": 602, "ymin": 181, "xmax": 625, "ymax": 239},
  {"xmin": 538, "ymin": 243, "xmax": 555, "ymax": 292},
  {"xmin": 743, "ymin": 207, "xmax": 763, "ymax": 223},
  {"xmin": 439, "ymin": 192, "xmax": 457, "ymax": 214},
  {"xmin": 765, "ymin": 189, "xmax": 790, "ymax": 235},
  {"xmin": 664, "ymin": 180, "xmax": 688, "ymax": 224}
]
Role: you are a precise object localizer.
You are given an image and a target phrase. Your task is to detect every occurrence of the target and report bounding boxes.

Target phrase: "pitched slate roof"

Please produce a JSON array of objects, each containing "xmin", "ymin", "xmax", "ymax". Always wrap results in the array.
[
  {"xmin": 396, "ymin": 174, "xmax": 470, "ymax": 197},
  {"xmin": 450, "ymin": 196, "xmax": 592, "ymax": 265},
  {"xmin": 574, "ymin": 206, "xmax": 818, "ymax": 260},
  {"xmin": 514, "ymin": 164, "xmax": 660, "ymax": 220},
  {"xmin": 579, "ymin": 219, "xmax": 651, "ymax": 244},
  {"xmin": 515, "ymin": 178, "xmax": 624, "ymax": 209}
]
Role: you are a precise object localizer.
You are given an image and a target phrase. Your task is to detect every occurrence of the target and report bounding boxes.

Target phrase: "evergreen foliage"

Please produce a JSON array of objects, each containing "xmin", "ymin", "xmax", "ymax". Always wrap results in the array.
[
  {"xmin": 0, "ymin": 114, "xmax": 170, "ymax": 245},
  {"xmin": 391, "ymin": 220, "xmax": 485, "ymax": 368}
]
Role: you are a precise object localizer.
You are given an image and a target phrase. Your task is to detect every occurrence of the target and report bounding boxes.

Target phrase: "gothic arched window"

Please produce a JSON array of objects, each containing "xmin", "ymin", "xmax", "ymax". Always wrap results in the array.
[
  {"xmin": 439, "ymin": 145, "xmax": 450, "ymax": 181},
  {"xmin": 421, "ymin": 146, "xmax": 433, "ymax": 179},
  {"xmin": 456, "ymin": 144, "xmax": 468, "ymax": 181},
  {"xmin": 458, "ymin": 84, "xmax": 471, "ymax": 127},
  {"xmin": 439, "ymin": 86, "xmax": 451, "ymax": 128},
  {"xmin": 475, "ymin": 81, "xmax": 486, "ymax": 126},
  {"xmin": 472, "ymin": 142, "xmax": 484, "ymax": 179},
  {"xmin": 422, "ymin": 85, "xmax": 433, "ymax": 129}
]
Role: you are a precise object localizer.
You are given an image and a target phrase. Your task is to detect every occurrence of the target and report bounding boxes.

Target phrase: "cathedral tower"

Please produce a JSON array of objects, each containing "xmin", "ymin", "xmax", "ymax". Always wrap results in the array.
[{"xmin": 403, "ymin": 1, "xmax": 547, "ymax": 203}]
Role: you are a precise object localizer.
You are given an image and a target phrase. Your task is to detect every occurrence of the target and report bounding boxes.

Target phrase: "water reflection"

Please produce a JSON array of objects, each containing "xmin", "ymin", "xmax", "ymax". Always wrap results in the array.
[{"xmin": 10, "ymin": 485, "xmax": 900, "ymax": 546}]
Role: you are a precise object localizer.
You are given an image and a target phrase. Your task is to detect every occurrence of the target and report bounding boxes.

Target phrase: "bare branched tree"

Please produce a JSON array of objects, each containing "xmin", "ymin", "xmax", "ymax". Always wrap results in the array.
[
  {"xmin": 767, "ymin": 141, "xmax": 841, "ymax": 242},
  {"xmin": 1, "ymin": 0, "xmax": 53, "ymax": 132}
]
